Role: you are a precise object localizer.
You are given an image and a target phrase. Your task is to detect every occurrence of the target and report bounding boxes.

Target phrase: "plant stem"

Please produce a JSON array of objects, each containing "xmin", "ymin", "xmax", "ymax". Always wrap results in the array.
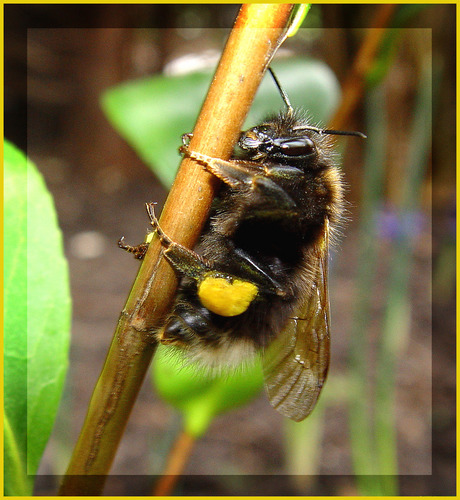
[
  {"xmin": 58, "ymin": 4, "xmax": 294, "ymax": 495},
  {"xmin": 374, "ymin": 60, "xmax": 432, "ymax": 493},
  {"xmin": 152, "ymin": 431, "xmax": 196, "ymax": 496},
  {"xmin": 348, "ymin": 84, "xmax": 387, "ymax": 490}
]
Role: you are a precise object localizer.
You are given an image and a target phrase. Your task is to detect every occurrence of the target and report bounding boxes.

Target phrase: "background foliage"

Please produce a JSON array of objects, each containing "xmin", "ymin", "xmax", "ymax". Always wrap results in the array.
[{"xmin": 4, "ymin": 3, "xmax": 454, "ymax": 496}]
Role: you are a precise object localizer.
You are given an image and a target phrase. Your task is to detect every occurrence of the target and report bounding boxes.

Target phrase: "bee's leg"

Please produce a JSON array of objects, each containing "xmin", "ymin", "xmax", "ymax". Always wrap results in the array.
[
  {"xmin": 145, "ymin": 203, "xmax": 212, "ymax": 279},
  {"xmin": 264, "ymin": 164, "xmax": 308, "ymax": 182},
  {"xmin": 179, "ymin": 145, "xmax": 262, "ymax": 189},
  {"xmin": 249, "ymin": 165, "xmax": 319, "ymax": 217},
  {"xmin": 180, "ymin": 132, "xmax": 193, "ymax": 146},
  {"xmin": 146, "ymin": 202, "xmax": 289, "ymax": 293},
  {"xmin": 181, "ymin": 147, "xmax": 299, "ymax": 211},
  {"xmin": 249, "ymin": 176, "xmax": 298, "ymax": 210},
  {"xmin": 232, "ymin": 247, "xmax": 288, "ymax": 297}
]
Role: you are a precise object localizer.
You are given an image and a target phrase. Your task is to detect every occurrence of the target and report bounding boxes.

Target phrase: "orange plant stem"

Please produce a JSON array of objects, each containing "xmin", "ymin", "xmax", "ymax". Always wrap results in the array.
[{"xmin": 152, "ymin": 431, "xmax": 196, "ymax": 496}]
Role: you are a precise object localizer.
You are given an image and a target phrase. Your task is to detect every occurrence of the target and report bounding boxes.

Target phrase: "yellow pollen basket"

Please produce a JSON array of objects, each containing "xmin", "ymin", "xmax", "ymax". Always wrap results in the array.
[{"xmin": 198, "ymin": 275, "xmax": 258, "ymax": 317}]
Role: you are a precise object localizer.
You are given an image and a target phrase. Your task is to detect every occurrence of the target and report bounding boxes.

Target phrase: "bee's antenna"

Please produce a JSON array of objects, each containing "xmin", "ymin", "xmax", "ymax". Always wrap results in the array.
[
  {"xmin": 268, "ymin": 67, "xmax": 294, "ymax": 115},
  {"xmin": 269, "ymin": 67, "xmax": 366, "ymax": 139},
  {"xmin": 321, "ymin": 129, "xmax": 367, "ymax": 139},
  {"xmin": 293, "ymin": 124, "xmax": 367, "ymax": 139}
]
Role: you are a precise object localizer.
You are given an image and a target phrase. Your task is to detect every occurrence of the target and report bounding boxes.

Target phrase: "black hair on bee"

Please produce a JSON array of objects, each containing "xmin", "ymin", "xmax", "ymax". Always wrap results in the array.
[{"xmin": 120, "ymin": 67, "xmax": 365, "ymax": 421}]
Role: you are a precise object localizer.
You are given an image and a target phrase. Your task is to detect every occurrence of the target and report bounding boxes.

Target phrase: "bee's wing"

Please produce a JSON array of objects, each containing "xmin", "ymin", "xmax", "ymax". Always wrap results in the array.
[{"xmin": 262, "ymin": 228, "xmax": 330, "ymax": 422}]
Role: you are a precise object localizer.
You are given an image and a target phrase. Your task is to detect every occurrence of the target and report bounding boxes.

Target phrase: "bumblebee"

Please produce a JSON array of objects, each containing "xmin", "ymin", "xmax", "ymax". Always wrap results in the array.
[{"xmin": 120, "ymin": 69, "xmax": 365, "ymax": 421}]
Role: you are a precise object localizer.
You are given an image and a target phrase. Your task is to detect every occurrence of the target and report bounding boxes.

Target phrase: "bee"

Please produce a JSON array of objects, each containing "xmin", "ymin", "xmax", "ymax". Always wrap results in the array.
[{"xmin": 120, "ymin": 68, "xmax": 365, "ymax": 421}]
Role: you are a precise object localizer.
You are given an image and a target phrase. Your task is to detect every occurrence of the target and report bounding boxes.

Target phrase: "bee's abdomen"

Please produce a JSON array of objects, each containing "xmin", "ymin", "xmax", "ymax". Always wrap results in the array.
[
  {"xmin": 160, "ymin": 297, "xmax": 216, "ymax": 345},
  {"xmin": 158, "ymin": 276, "xmax": 295, "ymax": 361}
]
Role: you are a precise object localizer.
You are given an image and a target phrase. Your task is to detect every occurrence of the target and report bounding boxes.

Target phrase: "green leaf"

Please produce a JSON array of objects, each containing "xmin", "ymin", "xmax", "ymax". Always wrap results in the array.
[
  {"xmin": 152, "ymin": 346, "xmax": 264, "ymax": 438},
  {"xmin": 102, "ymin": 57, "xmax": 340, "ymax": 188},
  {"xmin": 4, "ymin": 141, "xmax": 71, "ymax": 494}
]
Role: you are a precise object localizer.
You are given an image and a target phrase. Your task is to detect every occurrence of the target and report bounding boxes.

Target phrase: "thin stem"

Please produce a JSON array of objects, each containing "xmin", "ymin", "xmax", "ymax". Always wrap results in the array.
[
  {"xmin": 348, "ymin": 84, "xmax": 387, "ymax": 486},
  {"xmin": 58, "ymin": 4, "xmax": 294, "ymax": 496},
  {"xmin": 152, "ymin": 431, "xmax": 196, "ymax": 496},
  {"xmin": 374, "ymin": 60, "xmax": 432, "ymax": 492}
]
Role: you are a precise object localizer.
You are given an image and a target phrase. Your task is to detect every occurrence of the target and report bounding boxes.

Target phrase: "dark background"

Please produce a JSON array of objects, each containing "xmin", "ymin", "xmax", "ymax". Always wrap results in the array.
[{"xmin": 4, "ymin": 4, "xmax": 455, "ymax": 496}]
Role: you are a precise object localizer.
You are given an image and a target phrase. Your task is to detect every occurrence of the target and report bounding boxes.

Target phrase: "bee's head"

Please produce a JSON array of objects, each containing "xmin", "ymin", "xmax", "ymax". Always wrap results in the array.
[
  {"xmin": 236, "ymin": 67, "xmax": 366, "ymax": 164},
  {"xmin": 238, "ymin": 120, "xmax": 318, "ymax": 164}
]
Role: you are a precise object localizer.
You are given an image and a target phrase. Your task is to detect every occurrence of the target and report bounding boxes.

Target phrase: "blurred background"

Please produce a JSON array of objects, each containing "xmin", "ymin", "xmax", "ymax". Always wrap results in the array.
[{"xmin": 4, "ymin": 3, "xmax": 455, "ymax": 496}]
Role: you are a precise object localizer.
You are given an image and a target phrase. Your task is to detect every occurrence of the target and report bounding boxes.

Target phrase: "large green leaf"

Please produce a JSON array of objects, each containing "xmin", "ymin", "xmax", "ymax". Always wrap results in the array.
[
  {"xmin": 102, "ymin": 57, "xmax": 340, "ymax": 187},
  {"xmin": 4, "ymin": 141, "xmax": 71, "ymax": 495},
  {"xmin": 152, "ymin": 346, "xmax": 264, "ymax": 438}
]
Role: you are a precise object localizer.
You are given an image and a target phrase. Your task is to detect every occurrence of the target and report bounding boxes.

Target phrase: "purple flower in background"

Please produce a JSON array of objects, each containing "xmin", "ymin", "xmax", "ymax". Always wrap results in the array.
[{"xmin": 377, "ymin": 204, "xmax": 426, "ymax": 242}]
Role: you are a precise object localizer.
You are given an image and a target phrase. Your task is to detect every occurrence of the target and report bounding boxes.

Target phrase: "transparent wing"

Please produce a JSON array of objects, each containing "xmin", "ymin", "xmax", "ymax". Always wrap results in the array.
[{"xmin": 262, "ymin": 227, "xmax": 330, "ymax": 422}]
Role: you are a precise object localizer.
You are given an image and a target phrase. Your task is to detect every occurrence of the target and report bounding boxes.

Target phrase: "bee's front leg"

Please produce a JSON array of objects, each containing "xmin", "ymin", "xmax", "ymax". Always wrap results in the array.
[
  {"xmin": 179, "ymin": 143, "xmax": 263, "ymax": 189},
  {"xmin": 180, "ymin": 145, "xmax": 298, "ymax": 212}
]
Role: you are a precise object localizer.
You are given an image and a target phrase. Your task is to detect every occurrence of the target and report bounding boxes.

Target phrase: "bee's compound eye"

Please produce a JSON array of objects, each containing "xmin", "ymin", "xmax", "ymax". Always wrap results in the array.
[{"xmin": 277, "ymin": 137, "xmax": 316, "ymax": 157}]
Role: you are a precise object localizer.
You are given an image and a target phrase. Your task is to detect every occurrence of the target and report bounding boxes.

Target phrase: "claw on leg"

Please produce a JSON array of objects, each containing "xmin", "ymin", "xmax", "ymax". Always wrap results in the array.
[
  {"xmin": 118, "ymin": 236, "xmax": 149, "ymax": 260},
  {"xmin": 179, "ymin": 133, "xmax": 193, "ymax": 155},
  {"xmin": 181, "ymin": 133, "xmax": 193, "ymax": 146}
]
